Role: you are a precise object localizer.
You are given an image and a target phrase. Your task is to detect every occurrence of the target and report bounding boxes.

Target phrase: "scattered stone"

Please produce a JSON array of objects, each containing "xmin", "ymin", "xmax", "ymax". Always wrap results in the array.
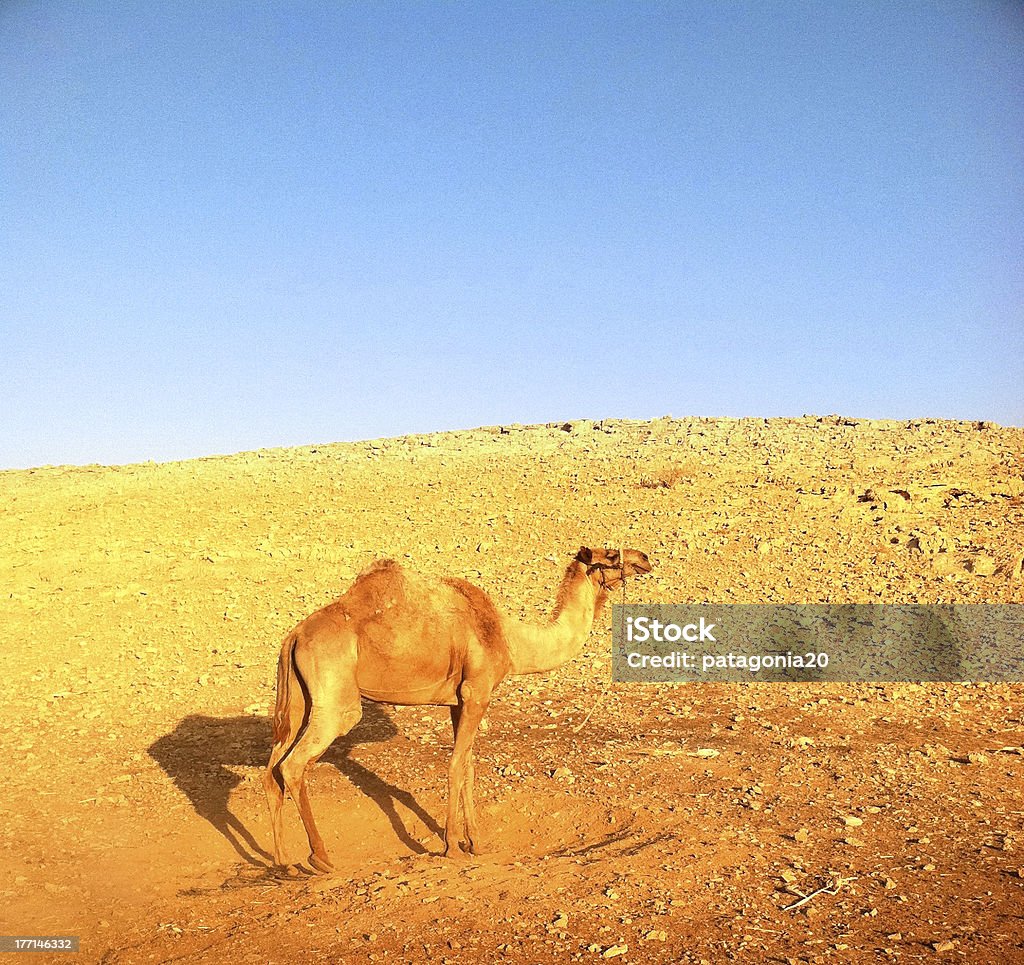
[{"xmin": 967, "ymin": 555, "xmax": 997, "ymax": 576}]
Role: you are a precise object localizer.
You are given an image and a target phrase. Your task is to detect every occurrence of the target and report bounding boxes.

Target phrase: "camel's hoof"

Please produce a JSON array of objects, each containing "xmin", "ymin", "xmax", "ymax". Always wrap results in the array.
[
  {"xmin": 308, "ymin": 853, "xmax": 335, "ymax": 875},
  {"xmin": 272, "ymin": 864, "xmax": 302, "ymax": 880}
]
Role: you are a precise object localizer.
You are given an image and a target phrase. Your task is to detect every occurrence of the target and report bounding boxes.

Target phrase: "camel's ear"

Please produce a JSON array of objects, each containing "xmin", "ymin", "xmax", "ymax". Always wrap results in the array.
[{"xmin": 576, "ymin": 546, "xmax": 593, "ymax": 565}]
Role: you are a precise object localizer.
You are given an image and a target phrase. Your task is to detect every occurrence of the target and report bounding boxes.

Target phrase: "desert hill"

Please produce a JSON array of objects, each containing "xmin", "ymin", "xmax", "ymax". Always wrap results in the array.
[{"xmin": 2, "ymin": 416, "xmax": 1022, "ymax": 962}]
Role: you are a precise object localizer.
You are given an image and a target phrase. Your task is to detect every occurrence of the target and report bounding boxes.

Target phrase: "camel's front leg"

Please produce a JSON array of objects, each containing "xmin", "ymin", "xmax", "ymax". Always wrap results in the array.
[
  {"xmin": 445, "ymin": 683, "xmax": 487, "ymax": 856},
  {"xmin": 461, "ymin": 749, "xmax": 480, "ymax": 853}
]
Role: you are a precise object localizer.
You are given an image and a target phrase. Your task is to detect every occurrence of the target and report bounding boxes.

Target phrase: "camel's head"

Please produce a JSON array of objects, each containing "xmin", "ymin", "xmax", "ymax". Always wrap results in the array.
[{"xmin": 575, "ymin": 546, "xmax": 653, "ymax": 590}]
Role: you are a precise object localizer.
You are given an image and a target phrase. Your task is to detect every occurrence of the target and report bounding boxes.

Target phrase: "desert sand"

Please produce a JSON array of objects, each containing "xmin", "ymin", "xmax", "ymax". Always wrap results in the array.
[{"xmin": 1, "ymin": 416, "xmax": 1022, "ymax": 962}]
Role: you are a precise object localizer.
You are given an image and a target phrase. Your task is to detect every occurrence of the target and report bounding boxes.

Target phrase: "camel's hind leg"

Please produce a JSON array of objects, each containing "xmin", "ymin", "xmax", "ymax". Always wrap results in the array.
[
  {"xmin": 263, "ymin": 740, "xmax": 292, "ymax": 870},
  {"xmin": 269, "ymin": 635, "xmax": 363, "ymax": 875},
  {"xmin": 263, "ymin": 652, "xmax": 309, "ymax": 871},
  {"xmin": 278, "ymin": 695, "xmax": 362, "ymax": 874}
]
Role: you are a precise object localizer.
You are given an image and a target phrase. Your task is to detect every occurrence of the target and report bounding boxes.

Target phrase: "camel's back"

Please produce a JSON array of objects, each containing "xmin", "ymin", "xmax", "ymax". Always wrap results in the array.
[{"xmin": 332, "ymin": 560, "xmax": 507, "ymax": 705}]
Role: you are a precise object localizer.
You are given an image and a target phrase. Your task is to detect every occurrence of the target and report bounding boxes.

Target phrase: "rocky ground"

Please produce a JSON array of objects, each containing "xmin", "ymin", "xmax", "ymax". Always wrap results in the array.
[{"xmin": 1, "ymin": 415, "xmax": 1022, "ymax": 963}]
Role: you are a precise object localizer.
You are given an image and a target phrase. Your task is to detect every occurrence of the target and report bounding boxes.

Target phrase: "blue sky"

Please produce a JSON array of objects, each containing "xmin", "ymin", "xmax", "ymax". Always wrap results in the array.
[{"xmin": 2, "ymin": 1, "xmax": 1021, "ymax": 468}]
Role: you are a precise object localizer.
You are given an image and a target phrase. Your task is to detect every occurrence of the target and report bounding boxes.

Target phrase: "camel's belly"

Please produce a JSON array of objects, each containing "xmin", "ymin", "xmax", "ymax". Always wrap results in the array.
[
  {"xmin": 355, "ymin": 653, "xmax": 461, "ymax": 706},
  {"xmin": 350, "ymin": 606, "xmax": 469, "ymax": 706},
  {"xmin": 358, "ymin": 680, "xmax": 460, "ymax": 706}
]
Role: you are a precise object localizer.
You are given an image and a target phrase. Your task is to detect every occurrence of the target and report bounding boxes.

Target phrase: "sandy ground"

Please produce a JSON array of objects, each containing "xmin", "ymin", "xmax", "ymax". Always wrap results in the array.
[{"xmin": 2, "ymin": 416, "xmax": 1022, "ymax": 963}]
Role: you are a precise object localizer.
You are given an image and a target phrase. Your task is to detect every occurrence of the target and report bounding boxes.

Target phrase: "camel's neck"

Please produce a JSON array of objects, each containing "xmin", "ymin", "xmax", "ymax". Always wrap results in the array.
[{"xmin": 504, "ymin": 562, "xmax": 606, "ymax": 675}]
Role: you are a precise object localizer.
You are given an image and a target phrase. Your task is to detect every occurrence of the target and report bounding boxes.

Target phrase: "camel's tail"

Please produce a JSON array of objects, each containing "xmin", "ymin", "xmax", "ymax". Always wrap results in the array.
[{"xmin": 272, "ymin": 632, "xmax": 301, "ymax": 746}]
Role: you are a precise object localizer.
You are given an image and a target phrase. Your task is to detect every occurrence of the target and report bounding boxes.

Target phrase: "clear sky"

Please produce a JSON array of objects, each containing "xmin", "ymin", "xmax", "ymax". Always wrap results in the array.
[{"xmin": 2, "ymin": 1, "xmax": 1021, "ymax": 468}]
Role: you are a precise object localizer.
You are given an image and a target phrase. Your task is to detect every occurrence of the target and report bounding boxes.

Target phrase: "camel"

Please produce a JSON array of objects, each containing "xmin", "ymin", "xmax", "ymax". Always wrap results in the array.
[{"xmin": 263, "ymin": 545, "xmax": 652, "ymax": 874}]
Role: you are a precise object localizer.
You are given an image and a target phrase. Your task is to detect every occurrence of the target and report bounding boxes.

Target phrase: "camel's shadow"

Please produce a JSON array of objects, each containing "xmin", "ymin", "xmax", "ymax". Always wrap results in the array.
[{"xmin": 148, "ymin": 703, "xmax": 445, "ymax": 868}]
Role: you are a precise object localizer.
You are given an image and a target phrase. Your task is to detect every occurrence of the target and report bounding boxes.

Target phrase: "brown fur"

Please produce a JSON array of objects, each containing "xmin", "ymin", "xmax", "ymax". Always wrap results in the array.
[
  {"xmin": 442, "ymin": 576, "xmax": 508, "ymax": 659},
  {"xmin": 270, "ymin": 636, "xmax": 296, "ymax": 745},
  {"xmin": 262, "ymin": 546, "xmax": 652, "ymax": 874},
  {"xmin": 551, "ymin": 561, "xmax": 589, "ymax": 620}
]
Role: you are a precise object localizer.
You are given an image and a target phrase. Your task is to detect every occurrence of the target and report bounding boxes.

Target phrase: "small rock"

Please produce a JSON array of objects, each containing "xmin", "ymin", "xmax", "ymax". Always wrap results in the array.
[
  {"xmin": 967, "ymin": 555, "xmax": 997, "ymax": 576},
  {"xmin": 602, "ymin": 945, "xmax": 628, "ymax": 958}
]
